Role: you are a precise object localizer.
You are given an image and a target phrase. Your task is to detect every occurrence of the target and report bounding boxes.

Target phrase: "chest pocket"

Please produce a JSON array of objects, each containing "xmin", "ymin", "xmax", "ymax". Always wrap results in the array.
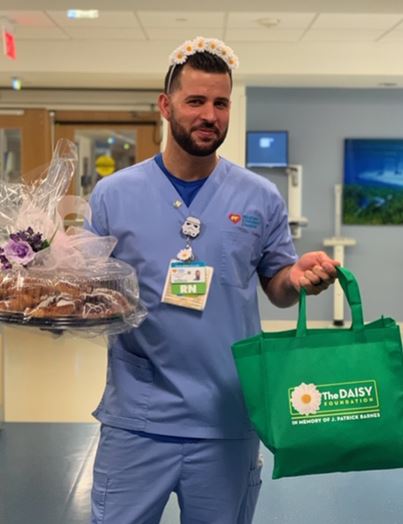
[{"xmin": 220, "ymin": 229, "xmax": 262, "ymax": 289}]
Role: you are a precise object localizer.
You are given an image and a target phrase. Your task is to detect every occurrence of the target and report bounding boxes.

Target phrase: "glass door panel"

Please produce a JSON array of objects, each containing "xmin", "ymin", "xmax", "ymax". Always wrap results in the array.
[
  {"xmin": 0, "ymin": 129, "xmax": 21, "ymax": 183},
  {"xmin": 75, "ymin": 128, "xmax": 136, "ymax": 198}
]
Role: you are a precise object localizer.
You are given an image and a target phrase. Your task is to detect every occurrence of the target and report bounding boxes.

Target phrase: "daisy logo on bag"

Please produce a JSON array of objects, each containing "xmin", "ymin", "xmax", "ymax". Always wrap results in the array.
[
  {"xmin": 290, "ymin": 383, "xmax": 322, "ymax": 415},
  {"xmin": 289, "ymin": 380, "xmax": 381, "ymax": 426}
]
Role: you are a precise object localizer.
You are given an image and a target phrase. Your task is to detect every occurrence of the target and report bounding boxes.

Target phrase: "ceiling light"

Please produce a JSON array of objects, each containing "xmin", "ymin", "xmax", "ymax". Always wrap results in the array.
[
  {"xmin": 67, "ymin": 9, "xmax": 99, "ymax": 19},
  {"xmin": 256, "ymin": 17, "xmax": 281, "ymax": 29},
  {"xmin": 11, "ymin": 77, "xmax": 22, "ymax": 90}
]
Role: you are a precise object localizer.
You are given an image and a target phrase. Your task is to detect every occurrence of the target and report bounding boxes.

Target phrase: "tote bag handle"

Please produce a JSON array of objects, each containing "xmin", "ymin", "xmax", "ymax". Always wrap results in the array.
[{"xmin": 297, "ymin": 266, "xmax": 364, "ymax": 336}]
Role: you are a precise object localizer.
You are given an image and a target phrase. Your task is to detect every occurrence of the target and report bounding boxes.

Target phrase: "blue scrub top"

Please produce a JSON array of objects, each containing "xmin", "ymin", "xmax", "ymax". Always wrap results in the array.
[{"xmin": 88, "ymin": 157, "xmax": 298, "ymax": 439}]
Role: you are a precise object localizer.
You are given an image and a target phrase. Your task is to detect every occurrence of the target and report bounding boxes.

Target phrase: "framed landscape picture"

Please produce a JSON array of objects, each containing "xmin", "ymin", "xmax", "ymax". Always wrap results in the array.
[{"xmin": 343, "ymin": 138, "xmax": 403, "ymax": 225}]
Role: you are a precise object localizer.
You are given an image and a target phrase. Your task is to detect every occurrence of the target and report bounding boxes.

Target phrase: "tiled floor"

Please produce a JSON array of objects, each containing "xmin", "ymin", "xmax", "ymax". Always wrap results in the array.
[
  {"xmin": 2, "ymin": 323, "xmax": 403, "ymax": 523},
  {"xmin": 0, "ymin": 423, "xmax": 98, "ymax": 524},
  {"xmin": 2, "ymin": 423, "xmax": 403, "ymax": 524}
]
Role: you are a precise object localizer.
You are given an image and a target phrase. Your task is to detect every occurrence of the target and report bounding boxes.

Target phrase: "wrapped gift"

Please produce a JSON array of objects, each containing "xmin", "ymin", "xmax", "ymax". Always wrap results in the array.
[{"xmin": 0, "ymin": 139, "xmax": 147, "ymax": 335}]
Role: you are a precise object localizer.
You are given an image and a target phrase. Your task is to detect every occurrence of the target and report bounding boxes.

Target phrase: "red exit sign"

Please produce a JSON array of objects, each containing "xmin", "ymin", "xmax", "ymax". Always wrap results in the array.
[{"xmin": 3, "ymin": 29, "xmax": 16, "ymax": 60}]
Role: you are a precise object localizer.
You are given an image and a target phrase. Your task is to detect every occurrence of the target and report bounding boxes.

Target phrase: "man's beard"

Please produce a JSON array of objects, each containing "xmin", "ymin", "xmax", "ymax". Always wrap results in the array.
[{"xmin": 170, "ymin": 114, "xmax": 228, "ymax": 157}]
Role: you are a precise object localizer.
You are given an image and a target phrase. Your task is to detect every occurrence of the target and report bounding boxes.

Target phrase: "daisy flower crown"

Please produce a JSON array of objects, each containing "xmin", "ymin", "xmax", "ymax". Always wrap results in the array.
[{"xmin": 168, "ymin": 36, "xmax": 239, "ymax": 70}]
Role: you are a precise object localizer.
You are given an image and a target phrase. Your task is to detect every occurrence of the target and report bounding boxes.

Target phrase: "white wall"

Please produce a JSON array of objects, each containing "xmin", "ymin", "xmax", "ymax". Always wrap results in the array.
[{"xmin": 218, "ymin": 84, "xmax": 246, "ymax": 165}]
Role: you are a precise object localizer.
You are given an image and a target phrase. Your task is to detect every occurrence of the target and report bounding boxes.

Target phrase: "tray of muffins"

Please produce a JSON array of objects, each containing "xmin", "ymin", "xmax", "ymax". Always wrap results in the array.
[{"xmin": 0, "ymin": 263, "xmax": 146, "ymax": 333}]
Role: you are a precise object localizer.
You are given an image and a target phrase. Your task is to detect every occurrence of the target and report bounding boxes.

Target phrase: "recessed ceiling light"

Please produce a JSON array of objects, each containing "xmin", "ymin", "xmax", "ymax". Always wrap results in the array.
[
  {"xmin": 256, "ymin": 17, "xmax": 281, "ymax": 29},
  {"xmin": 67, "ymin": 9, "xmax": 99, "ymax": 19}
]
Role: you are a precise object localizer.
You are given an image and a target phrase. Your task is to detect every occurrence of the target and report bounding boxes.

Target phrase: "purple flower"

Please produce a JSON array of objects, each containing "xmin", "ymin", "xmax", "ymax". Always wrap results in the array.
[
  {"xmin": 1, "ymin": 228, "xmax": 49, "ymax": 271},
  {"xmin": 0, "ymin": 254, "xmax": 12, "ymax": 270},
  {"xmin": 30, "ymin": 233, "xmax": 45, "ymax": 252},
  {"xmin": 9, "ymin": 228, "xmax": 47, "ymax": 252},
  {"xmin": 3, "ymin": 239, "xmax": 36, "ymax": 265}
]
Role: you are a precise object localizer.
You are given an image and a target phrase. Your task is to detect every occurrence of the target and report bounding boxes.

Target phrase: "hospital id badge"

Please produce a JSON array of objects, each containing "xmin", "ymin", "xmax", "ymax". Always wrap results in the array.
[
  {"xmin": 161, "ymin": 260, "xmax": 213, "ymax": 311},
  {"xmin": 170, "ymin": 261, "xmax": 206, "ymax": 295}
]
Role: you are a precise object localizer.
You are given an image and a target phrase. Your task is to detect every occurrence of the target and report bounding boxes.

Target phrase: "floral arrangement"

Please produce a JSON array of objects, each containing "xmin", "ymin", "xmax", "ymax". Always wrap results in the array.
[
  {"xmin": 169, "ymin": 36, "xmax": 239, "ymax": 70},
  {"xmin": 0, "ymin": 227, "xmax": 49, "ymax": 270}
]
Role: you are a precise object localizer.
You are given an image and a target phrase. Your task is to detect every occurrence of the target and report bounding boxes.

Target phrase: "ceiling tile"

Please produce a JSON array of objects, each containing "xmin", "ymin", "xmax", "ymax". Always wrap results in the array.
[
  {"xmin": 144, "ymin": 27, "xmax": 224, "ymax": 40},
  {"xmin": 225, "ymin": 28, "xmax": 305, "ymax": 42},
  {"xmin": 63, "ymin": 27, "xmax": 146, "ymax": 40},
  {"xmin": 312, "ymin": 13, "xmax": 403, "ymax": 30},
  {"xmin": 138, "ymin": 11, "xmax": 225, "ymax": 28},
  {"xmin": 302, "ymin": 29, "xmax": 385, "ymax": 42},
  {"xmin": 46, "ymin": 10, "xmax": 140, "ymax": 28},
  {"xmin": 378, "ymin": 29, "xmax": 403, "ymax": 43},
  {"xmin": 227, "ymin": 12, "xmax": 316, "ymax": 29},
  {"xmin": 0, "ymin": 10, "xmax": 55, "ymax": 27},
  {"xmin": 15, "ymin": 26, "xmax": 69, "ymax": 39}
]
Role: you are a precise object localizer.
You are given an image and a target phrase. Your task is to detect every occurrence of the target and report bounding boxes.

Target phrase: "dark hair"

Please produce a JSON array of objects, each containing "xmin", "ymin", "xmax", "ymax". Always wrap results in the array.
[{"xmin": 164, "ymin": 52, "xmax": 232, "ymax": 94}]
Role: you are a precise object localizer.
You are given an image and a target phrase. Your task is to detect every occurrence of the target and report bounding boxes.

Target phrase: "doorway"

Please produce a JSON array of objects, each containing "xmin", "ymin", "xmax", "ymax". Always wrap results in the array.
[{"xmin": 54, "ymin": 110, "xmax": 161, "ymax": 197}]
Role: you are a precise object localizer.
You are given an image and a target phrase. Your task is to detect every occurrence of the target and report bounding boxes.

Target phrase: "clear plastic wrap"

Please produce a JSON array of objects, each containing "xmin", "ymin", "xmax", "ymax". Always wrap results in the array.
[{"xmin": 0, "ymin": 139, "xmax": 147, "ymax": 335}]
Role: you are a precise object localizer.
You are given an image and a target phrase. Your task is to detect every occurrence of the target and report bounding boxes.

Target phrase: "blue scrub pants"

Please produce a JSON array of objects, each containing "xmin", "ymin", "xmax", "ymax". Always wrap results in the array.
[{"xmin": 91, "ymin": 425, "xmax": 262, "ymax": 524}]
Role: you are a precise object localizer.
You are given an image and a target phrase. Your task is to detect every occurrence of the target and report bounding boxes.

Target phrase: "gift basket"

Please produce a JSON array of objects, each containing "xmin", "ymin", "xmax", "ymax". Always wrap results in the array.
[{"xmin": 0, "ymin": 139, "xmax": 147, "ymax": 335}]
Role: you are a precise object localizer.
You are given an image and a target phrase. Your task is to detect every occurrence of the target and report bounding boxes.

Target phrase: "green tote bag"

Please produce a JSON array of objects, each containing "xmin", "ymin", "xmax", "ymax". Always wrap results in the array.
[{"xmin": 232, "ymin": 266, "xmax": 403, "ymax": 479}]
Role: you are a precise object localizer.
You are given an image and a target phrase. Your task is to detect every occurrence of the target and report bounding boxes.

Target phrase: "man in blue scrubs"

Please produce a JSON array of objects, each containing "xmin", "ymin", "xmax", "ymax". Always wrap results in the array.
[{"xmin": 89, "ymin": 36, "xmax": 339, "ymax": 524}]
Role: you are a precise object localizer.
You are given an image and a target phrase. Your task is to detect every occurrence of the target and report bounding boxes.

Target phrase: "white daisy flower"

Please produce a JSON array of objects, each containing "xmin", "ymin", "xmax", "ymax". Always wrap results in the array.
[
  {"xmin": 168, "ymin": 50, "xmax": 177, "ymax": 65},
  {"xmin": 182, "ymin": 40, "xmax": 195, "ymax": 56},
  {"xmin": 291, "ymin": 383, "xmax": 322, "ymax": 415},
  {"xmin": 218, "ymin": 45, "xmax": 230, "ymax": 58},
  {"xmin": 176, "ymin": 247, "xmax": 193, "ymax": 262},
  {"xmin": 173, "ymin": 47, "xmax": 187, "ymax": 65},
  {"xmin": 227, "ymin": 53, "xmax": 240, "ymax": 69},
  {"xmin": 206, "ymin": 38, "xmax": 220, "ymax": 55},
  {"xmin": 194, "ymin": 36, "xmax": 207, "ymax": 52}
]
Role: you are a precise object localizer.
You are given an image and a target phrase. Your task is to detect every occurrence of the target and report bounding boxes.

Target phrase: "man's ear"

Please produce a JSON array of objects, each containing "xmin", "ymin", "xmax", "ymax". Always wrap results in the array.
[{"xmin": 158, "ymin": 93, "xmax": 170, "ymax": 120}]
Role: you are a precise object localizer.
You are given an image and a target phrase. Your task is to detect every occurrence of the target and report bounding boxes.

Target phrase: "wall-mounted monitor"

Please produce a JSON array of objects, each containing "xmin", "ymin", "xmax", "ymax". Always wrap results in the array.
[
  {"xmin": 246, "ymin": 131, "xmax": 288, "ymax": 169},
  {"xmin": 343, "ymin": 138, "xmax": 403, "ymax": 225}
]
